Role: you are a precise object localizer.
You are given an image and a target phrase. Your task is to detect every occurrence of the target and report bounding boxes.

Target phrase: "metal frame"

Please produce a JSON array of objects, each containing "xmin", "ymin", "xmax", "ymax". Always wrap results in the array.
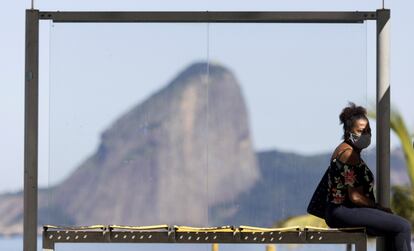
[
  {"xmin": 376, "ymin": 9, "xmax": 391, "ymax": 251},
  {"xmin": 42, "ymin": 225, "xmax": 367, "ymax": 251},
  {"xmin": 24, "ymin": 9, "xmax": 39, "ymax": 251},
  {"xmin": 36, "ymin": 11, "xmax": 376, "ymax": 23},
  {"xmin": 24, "ymin": 9, "xmax": 390, "ymax": 251}
]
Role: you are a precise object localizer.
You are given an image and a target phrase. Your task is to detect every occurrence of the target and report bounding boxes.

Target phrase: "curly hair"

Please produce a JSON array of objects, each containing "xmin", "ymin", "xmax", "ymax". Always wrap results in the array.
[{"xmin": 339, "ymin": 102, "xmax": 371, "ymax": 140}]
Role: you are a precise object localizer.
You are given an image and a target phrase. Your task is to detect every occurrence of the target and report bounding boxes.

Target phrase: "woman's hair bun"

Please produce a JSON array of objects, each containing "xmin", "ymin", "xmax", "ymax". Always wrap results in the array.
[
  {"xmin": 339, "ymin": 102, "xmax": 367, "ymax": 125},
  {"xmin": 339, "ymin": 102, "xmax": 371, "ymax": 140}
]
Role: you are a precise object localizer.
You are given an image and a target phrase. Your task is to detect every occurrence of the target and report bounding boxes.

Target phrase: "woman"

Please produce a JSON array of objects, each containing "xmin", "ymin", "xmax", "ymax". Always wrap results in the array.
[{"xmin": 324, "ymin": 102, "xmax": 412, "ymax": 251}]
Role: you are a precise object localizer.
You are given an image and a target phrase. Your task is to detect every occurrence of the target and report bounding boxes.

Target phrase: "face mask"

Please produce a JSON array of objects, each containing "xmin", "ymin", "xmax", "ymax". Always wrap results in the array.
[{"xmin": 349, "ymin": 132, "xmax": 371, "ymax": 149}]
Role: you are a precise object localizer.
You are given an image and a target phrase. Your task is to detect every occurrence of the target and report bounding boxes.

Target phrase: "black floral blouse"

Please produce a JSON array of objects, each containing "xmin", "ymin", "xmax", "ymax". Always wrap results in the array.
[{"xmin": 327, "ymin": 158, "xmax": 376, "ymax": 206}]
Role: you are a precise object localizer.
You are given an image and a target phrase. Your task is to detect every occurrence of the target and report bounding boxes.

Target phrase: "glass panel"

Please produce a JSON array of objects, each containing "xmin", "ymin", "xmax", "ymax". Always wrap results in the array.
[
  {"xmin": 43, "ymin": 21, "xmax": 368, "ymax": 251},
  {"xmin": 207, "ymin": 22, "xmax": 369, "ymax": 227},
  {"xmin": 45, "ymin": 23, "xmax": 210, "ymax": 228}
]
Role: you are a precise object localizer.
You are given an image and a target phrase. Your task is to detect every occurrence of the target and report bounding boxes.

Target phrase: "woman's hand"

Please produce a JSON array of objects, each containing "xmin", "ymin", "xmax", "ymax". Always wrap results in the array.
[{"xmin": 375, "ymin": 203, "xmax": 394, "ymax": 214}]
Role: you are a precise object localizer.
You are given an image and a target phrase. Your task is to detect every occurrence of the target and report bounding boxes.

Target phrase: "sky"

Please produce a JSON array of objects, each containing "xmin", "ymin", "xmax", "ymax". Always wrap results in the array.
[{"xmin": 1, "ymin": 0, "xmax": 413, "ymax": 194}]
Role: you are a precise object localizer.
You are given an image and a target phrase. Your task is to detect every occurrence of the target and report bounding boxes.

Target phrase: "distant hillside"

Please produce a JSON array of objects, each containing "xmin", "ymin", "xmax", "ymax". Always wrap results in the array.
[{"xmin": 210, "ymin": 147, "xmax": 410, "ymax": 227}]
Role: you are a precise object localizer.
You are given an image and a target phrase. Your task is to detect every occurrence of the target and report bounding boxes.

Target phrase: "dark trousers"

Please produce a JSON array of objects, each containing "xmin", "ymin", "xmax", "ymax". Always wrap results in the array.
[{"xmin": 325, "ymin": 203, "xmax": 412, "ymax": 251}]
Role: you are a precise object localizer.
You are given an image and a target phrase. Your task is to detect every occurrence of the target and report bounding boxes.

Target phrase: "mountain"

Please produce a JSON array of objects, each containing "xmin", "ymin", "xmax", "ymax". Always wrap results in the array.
[
  {"xmin": 0, "ymin": 61, "xmax": 260, "ymax": 234},
  {"xmin": 45, "ymin": 61, "xmax": 260, "ymax": 227},
  {"xmin": 0, "ymin": 61, "xmax": 410, "ymax": 235}
]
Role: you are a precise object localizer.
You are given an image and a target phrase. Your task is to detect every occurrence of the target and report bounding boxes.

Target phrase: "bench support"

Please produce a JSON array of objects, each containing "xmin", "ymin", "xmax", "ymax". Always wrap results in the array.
[{"xmin": 43, "ymin": 225, "xmax": 367, "ymax": 251}]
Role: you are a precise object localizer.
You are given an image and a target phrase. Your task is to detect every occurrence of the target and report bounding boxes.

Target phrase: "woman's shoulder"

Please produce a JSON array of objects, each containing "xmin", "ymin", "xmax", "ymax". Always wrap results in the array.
[{"xmin": 332, "ymin": 143, "xmax": 360, "ymax": 166}]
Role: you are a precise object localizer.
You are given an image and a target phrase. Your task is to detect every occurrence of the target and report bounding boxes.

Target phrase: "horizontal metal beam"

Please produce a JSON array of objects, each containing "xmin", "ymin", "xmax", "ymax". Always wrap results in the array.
[
  {"xmin": 43, "ymin": 227, "xmax": 367, "ymax": 251},
  {"xmin": 43, "ymin": 230, "xmax": 366, "ymax": 244},
  {"xmin": 38, "ymin": 11, "xmax": 377, "ymax": 23}
]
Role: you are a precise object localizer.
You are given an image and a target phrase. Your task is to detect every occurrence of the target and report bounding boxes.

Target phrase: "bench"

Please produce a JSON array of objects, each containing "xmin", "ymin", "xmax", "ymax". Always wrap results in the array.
[{"xmin": 42, "ymin": 224, "xmax": 367, "ymax": 251}]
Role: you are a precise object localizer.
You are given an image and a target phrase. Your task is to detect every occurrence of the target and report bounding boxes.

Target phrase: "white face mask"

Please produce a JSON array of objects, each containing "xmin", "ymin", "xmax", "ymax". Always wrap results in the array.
[{"xmin": 349, "ymin": 132, "xmax": 371, "ymax": 149}]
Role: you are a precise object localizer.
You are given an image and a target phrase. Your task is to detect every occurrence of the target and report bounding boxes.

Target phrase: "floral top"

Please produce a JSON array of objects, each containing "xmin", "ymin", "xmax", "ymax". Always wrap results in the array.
[{"xmin": 327, "ymin": 158, "xmax": 375, "ymax": 206}]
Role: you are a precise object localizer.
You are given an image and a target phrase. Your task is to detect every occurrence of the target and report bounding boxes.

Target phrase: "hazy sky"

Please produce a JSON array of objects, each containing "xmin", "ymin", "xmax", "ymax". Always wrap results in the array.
[{"xmin": 1, "ymin": 0, "xmax": 413, "ymax": 193}]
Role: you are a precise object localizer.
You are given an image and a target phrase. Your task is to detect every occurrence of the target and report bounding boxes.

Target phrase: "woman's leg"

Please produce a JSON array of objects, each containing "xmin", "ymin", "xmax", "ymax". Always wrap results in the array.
[{"xmin": 327, "ymin": 205, "xmax": 412, "ymax": 251}]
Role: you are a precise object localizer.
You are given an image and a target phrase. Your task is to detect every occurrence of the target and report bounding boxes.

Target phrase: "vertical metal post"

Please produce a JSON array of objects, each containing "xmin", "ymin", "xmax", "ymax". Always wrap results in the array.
[
  {"xmin": 376, "ymin": 8, "xmax": 391, "ymax": 251},
  {"xmin": 24, "ymin": 9, "xmax": 39, "ymax": 251},
  {"xmin": 356, "ymin": 238, "xmax": 368, "ymax": 251}
]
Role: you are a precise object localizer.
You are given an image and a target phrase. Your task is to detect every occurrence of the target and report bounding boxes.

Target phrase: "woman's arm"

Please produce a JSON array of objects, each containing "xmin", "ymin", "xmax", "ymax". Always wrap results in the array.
[
  {"xmin": 348, "ymin": 186, "xmax": 376, "ymax": 207},
  {"xmin": 348, "ymin": 187, "xmax": 393, "ymax": 213},
  {"xmin": 339, "ymin": 149, "xmax": 393, "ymax": 213}
]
